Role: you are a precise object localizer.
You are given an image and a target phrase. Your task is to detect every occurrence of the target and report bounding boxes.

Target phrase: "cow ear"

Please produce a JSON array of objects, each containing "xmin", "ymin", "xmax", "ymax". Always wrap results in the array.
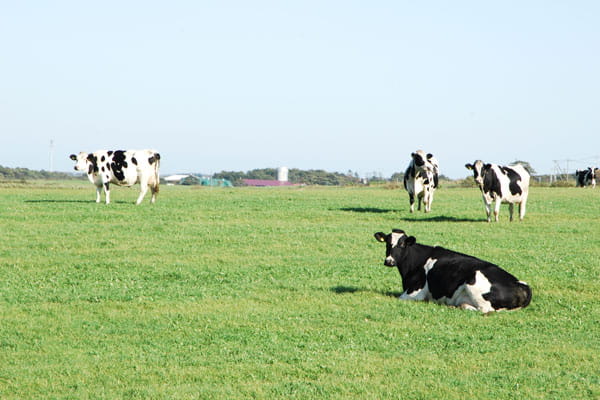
[
  {"xmin": 69, "ymin": 154, "xmax": 77, "ymax": 160},
  {"xmin": 402, "ymin": 236, "xmax": 416, "ymax": 247},
  {"xmin": 465, "ymin": 163, "xmax": 473, "ymax": 170},
  {"xmin": 374, "ymin": 232, "xmax": 387, "ymax": 243},
  {"xmin": 484, "ymin": 164, "xmax": 492, "ymax": 169}
]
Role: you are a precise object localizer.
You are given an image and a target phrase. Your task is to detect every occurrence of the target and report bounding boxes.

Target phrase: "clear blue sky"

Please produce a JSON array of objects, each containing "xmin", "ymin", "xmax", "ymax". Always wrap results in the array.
[{"xmin": 1, "ymin": 1, "xmax": 599, "ymax": 178}]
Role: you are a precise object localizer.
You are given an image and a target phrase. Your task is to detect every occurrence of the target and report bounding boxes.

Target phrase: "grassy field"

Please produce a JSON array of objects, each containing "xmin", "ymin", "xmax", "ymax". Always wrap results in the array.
[{"xmin": 0, "ymin": 182, "xmax": 599, "ymax": 399}]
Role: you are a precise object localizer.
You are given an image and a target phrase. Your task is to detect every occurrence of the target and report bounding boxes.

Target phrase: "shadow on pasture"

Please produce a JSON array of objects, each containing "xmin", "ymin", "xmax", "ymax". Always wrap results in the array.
[
  {"xmin": 24, "ymin": 199, "xmax": 130, "ymax": 204},
  {"xmin": 399, "ymin": 215, "xmax": 482, "ymax": 223},
  {"xmin": 338, "ymin": 207, "xmax": 396, "ymax": 214},
  {"xmin": 331, "ymin": 285, "xmax": 401, "ymax": 298}
]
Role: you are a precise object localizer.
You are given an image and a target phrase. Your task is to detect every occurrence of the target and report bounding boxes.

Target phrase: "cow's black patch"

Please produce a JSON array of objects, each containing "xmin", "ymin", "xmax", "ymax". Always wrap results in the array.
[
  {"xmin": 104, "ymin": 182, "xmax": 110, "ymax": 191},
  {"xmin": 101, "ymin": 155, "xmax": 106, "ymax": 162},
  {"xmin": 101, "ymin": 166, "xmax": 105, "ymax": 172},
  {"xmin": 107, "ymin": 151, "xmax": 113, "ymax": 156},
  {"xmin": 86, "ymin": 153, "xmax": 99, "ymax": 173},
  {"xmin": 132, "ymin": 157, "xmax": 138, "ymax": 165},
  {"xmin": 481, "ymin": 267, "xmax": 531, "ymax": 309},
  {"xmin": 482, "ymin": 164, "xmax": 501, "ymax": 197},
  {"xmin": 149, "ymin": 153, "xmax": 160, "ymax": 165},
  {"xmin": 412, "ymin": 153, "xmax": 425, "ymax": 167},
  {"xmin": 111, "ymin": 150, "xmax": 128, "ymax": 181},
  {"xmin": 403, "ymin": 164, "xmax": 415, "ymax": 190},
  {"xmin": 500, "ymin": 167, "xmax": 522, "ymax": 196}
]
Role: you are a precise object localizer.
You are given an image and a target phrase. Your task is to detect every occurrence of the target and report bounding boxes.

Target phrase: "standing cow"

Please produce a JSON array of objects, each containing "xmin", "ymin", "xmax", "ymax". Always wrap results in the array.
[
  {"xmin": 465, "ymin": 160, "xmax": 530, "ymax": 222},
  {"xmin": 403, "ymin": 150, "xmax": 439, "ymax": 213},
  {"xmin": 575, "ymin": 168, "xmax": 597, "ymax": 188},
  {"xmin": 70, "ymin": 149, "xmax": 160, "ymax": 205},
  {"xmin": 373, "ymin": 229, "xmax": 532, "ymax": 312}
]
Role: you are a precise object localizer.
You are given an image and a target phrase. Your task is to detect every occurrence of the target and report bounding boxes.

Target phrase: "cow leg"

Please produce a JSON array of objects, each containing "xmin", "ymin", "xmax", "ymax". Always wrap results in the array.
[
  {"xmin": 484, "ymin": 201, "xmax": 492, "ymax": 222},
  {"xmin": 136, "ymin": 177, "xmax": 149, "ymax": 205},
  {"xmin": 150, "ymin": 184, "xmax": 158, "ymax": 203},
  {"xmin": 409, "ymin": 193, "xmax": 415, "ymax": 213},
  {"xmin": 417, "ymin": 195, "xmax": 422, "ymax": 211},
  {"xmin": 95, "ymin": 186, "xmax": 102, "ymax": 203},
  {"xmin": 519, "ymin": 197, "xmax": 527, "ymax": 221},
  {"xmin": 494, "ymin": 199, "xmax": 501, "ymax": 222},
  {"xmin": 425, "ymin": 189, "xmax": 433, "ymax": 213},
  {"xmin": 509, "ymin": 203, "xmax": 514, "ymax": 222},
  {"xmin": 104, "ymin": 182, "xmax": 110, "ymax": 204},
  {"xmin": 459, "ymin": 303, "xmax": 479, "ymax": 311}
]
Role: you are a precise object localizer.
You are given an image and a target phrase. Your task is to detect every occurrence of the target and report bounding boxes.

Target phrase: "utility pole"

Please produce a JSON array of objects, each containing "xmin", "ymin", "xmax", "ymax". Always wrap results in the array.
[{"xmin": 49, "ymin": 140, "xmax": 55, "ymax": 172}]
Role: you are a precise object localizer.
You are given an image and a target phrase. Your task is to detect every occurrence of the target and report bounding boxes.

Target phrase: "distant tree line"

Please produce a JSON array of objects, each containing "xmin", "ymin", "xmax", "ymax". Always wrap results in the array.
[
  {"xmin": 213, "ymin": 168, "xmax": 363, "ymax": 186},
  {"xmin": 0, "ymin": 165, "xmax": 81, "ymax": 181}
]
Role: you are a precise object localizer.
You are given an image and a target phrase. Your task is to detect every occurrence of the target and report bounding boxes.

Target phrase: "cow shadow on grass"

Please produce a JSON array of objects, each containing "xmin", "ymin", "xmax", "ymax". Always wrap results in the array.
[
  {"xmin": 338, "ymin": 207, "xmax": 396, "ymax": 214},
  {"xmin": 399, "ymin": 215, "xmax": 482, "ymax": 223},
  {"xmin": 331, "ymin": 285, "xmax": 401, "ymax": 298},
  {"xmin": 338, "ymin": 207, "xmax": 482, "ymax": 222},
  {"xmin": 24, "ymin": 199, "xmax": 130, "ymax": 204}
]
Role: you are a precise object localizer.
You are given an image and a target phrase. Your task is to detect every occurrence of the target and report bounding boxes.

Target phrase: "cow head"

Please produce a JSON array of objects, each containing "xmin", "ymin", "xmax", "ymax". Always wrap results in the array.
[
  {"xmin": 374, "ymin": 229, "xmax": 416, "ymax": 267},
  {"xmin": 465, "ymin": 160, "xmax": 487, "ymax": 187},
  {"xmin": 412, "ymin": 150, "xmax": 438, "ymax": 172},
  {"xmin": 70, "ymin": 152, "xmax": 98, "ymax": 174}
]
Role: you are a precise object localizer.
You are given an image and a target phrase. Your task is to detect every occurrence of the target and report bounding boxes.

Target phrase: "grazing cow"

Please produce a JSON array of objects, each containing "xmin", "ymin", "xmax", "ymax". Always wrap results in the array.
[
  {"xmin": 575, "ymin": 168, "xmax": 597, "ymax": 188},
  {"xmin": 403, "ymin": 150, "xmax": 439, "ymax": 213},
  {"xmin": 465, "ymin": 160, "xmax": 530, "ymax": 222},
  {"xmin": 373, "ymin": 229, "xmax": 532, "ymax": 312},
  {"xmin": 70, "ymin": 149, "xmax": 161, "ymax": 205}
]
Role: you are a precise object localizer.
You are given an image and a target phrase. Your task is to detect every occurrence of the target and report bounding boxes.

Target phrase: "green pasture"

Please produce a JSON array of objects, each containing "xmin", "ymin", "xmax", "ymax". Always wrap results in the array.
[{"xmin": 0, "ymin": 182, "xmax": 598, "ymax": 399}]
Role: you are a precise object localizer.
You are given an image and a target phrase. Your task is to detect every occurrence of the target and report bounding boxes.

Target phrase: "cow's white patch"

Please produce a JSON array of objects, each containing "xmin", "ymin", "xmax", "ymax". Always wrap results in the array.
[
  {"xmin": 465, "ymin": 270, "xmax": 494, "ymax": 312},
  {"xmin": 390, "ymin": 231, "xmax": 405, "ymax": 248},
  {"xmin": 399, "ymin": 281, "xmax": 431, "ymax": 301},
  {"xmin": 423, "ymin": 258, "xmax": 437, "ymax": 274},
  {"xmin": 433, "ymin": 270, "xmax": 494, "ymax": 312}
]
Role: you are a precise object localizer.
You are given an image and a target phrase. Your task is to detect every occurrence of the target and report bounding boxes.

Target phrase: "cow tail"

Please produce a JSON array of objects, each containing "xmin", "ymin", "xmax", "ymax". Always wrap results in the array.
[{"xmin": 152, "ymin": 152, "xmax": 161, "ymax": 193}]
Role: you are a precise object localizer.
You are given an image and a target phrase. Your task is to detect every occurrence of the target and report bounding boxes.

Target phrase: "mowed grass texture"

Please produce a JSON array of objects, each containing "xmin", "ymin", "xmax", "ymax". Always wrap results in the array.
[{"xmin": 0, "ymin": 183, "xmax": 598, "ymax": 399}]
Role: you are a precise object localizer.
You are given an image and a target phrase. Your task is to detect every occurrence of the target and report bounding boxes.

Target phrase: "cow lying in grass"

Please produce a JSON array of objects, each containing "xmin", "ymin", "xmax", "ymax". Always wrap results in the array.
[{"xmin": 373, "ymin": 229, "xmax": 532, "ymax": 313}]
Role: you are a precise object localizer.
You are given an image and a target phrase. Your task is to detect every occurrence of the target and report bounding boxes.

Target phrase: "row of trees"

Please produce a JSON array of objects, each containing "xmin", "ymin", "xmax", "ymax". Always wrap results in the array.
[
  {"xmin": 213, "ymin": 168, "xmax": 363, "ymax": 186},
  {"xmin": 0, "ymin": 165, "xmax": 80, "ymax": 181}
]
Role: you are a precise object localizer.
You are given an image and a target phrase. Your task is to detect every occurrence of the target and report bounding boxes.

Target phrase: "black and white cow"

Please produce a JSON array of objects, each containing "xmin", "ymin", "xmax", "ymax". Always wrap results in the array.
[
  {"xmin": 373, "ymin": 229, "xmax": 532, "ymax": 312},
  {"xmin": 575, "ymin": 168, "xmax": 597, "ymax": 188},
  {"xmin": 403, "ymin": 150, "xmax": 439, "ymax": 213},
  {"xmin": 465, "ymin": 160, "xmax": 530, "ymax": 222},
  {"xmin": 70, "ymin": 149, "xmax": 161, "ymax": 205}
]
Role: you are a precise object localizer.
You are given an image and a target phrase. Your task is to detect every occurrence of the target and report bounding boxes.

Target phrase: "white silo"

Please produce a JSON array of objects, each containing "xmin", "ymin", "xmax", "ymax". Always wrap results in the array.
[{"xmin": 277, "ymin": 166, "xmax": 289, "ymax": 182}]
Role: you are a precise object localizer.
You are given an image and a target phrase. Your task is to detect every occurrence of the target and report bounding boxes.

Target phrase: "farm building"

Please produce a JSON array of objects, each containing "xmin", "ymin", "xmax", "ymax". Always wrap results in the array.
[
  {"xmin": 164, "ymin": 174, "xmax": 192, "ymax": 185},
  {"xmin": 201, "ymin": 177, "xmax": 233, "ymax": 187},
  {"xmin": 164, "ymin": 175, "xmax": 232, "ymax": 186}
]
